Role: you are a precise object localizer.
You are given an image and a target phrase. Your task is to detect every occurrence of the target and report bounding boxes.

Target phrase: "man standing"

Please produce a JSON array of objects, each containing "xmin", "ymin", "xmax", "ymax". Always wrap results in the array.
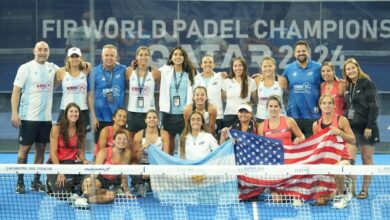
[
  {"xmin": 281, "ymin": 40, "xmax": 322, "ymax": 137},
  {"xmin": 88, "ymin": 44, "xmax": 126, "ymax": 143},
  {"xmin": 11, "ymin": 41, "xmax": 59, "ymax": 193}
]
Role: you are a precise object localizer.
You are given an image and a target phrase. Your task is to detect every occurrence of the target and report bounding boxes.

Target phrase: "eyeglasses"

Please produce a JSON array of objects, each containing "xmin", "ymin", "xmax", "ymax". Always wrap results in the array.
[{"xmin": 70, "ymin": 54, "xmax": 80, "ymax": 58}]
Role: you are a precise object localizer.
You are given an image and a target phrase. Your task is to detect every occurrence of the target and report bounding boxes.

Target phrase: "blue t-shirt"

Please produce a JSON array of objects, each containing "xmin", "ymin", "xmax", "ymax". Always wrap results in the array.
[
  {"xmin": 169, "ymin": 72, "xmax": 188, "ymax": 114},
  {"xmin": 283, "ymin": 59, "xmax": 322, "ymax": 119},
  {"xmin": 88, "ymin": 63, "xmax": 126, "ymax": 122}
]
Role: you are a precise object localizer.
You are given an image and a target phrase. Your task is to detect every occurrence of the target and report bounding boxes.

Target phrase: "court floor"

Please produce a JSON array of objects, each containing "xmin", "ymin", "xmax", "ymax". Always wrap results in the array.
[{"xmin": 0, "ymin": 154, "xmax": 389, "ymax": 219}]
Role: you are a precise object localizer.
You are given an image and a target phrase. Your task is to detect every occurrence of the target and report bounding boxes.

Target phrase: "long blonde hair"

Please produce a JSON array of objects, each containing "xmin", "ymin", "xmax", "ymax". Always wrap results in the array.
[
  {"xmin": 179, "ymin": 111, "xmax": 208, "ymax": 159},
  {"xmin": 342, "ymin": 58, "xmax": 370, "ymax": 85}
]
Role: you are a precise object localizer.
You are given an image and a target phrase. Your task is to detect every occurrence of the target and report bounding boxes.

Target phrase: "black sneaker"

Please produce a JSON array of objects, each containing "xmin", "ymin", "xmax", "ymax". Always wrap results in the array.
[
  {"xmin": 30, "ymin": 180, "xmax": 45, "ymax": 192},
  {"xmin": 15, "ymin": 182, "xmax": 26, "ymax": 194}
]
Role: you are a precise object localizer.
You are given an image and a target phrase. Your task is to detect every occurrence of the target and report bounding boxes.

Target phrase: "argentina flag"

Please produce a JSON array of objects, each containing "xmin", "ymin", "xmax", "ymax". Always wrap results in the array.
[{"xmin": 147, "ymin": 141, "xmax": 251, "ymax": 219}]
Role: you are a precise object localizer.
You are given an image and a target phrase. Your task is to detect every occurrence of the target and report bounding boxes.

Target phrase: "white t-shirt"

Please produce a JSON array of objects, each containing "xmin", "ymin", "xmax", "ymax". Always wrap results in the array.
[
  {"xmin": 60, "ymin": 72, "xmax": 88, "ymax": 110},
  {"xmin": 194, "ymin": 72, "xmax": 224, "ymax": 119},
  {"xmin": 13, "ymin": 60, "xmax": 59, "ymax": 121},
  {"xmin": 180, "ymin": 131, "xmax": 219, "ymax": 160},
  {"xmin": 222, "ymin": 77, "xmax": 256, "ymax": 115}
]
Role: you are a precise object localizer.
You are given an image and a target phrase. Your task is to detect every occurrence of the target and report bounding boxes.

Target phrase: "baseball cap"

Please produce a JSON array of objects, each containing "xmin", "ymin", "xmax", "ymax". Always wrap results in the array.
[
  {"xmin": 237, "ymin": 103, "xmax": 252, "ymax": 113},
  {"xmin": 67, "ymin": 47, "xmax": 82, "ymax": 57}
]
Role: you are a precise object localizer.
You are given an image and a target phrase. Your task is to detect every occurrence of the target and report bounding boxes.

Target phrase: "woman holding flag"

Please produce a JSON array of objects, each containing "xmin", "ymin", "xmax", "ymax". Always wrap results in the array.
[
  {"xmin": 312, "ymin": 94, "xmax": 355, "ymax": 208},
  {"xmin": 258, "ymin": 95, "xmax": 305, "ymax": 145},
  {"xmin": 220, "ymin": 103, "xmax": 257, "ymax": 144},
  {"xmin": 257, "ymin": 95, "xmax": 305, "ymax": 202},
  {"xmin": 179, "ymin": 111, "xmax": 219, "ymax": 160}
]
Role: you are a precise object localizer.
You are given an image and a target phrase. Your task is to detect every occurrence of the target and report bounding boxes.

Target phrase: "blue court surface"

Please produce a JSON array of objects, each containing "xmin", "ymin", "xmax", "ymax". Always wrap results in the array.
[{"xmin": 0, "ymin": 154, "xmax": 389, "ymax": 220}]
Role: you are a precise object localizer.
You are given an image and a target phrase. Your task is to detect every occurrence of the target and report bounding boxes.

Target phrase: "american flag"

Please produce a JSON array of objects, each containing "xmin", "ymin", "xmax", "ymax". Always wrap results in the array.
[{"xmin": 230, "ymin": 128, "xmax": 346, "ymax": 200}]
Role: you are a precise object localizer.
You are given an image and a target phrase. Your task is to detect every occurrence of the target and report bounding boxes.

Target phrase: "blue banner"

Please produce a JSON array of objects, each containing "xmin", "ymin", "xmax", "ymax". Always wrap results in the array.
[{"xmin": 0, "ymin": 0, "xmax": 389, "ymax": 90}]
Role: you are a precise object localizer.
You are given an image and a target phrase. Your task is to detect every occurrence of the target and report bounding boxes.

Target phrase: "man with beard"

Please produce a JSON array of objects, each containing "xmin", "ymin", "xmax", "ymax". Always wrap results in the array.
[
  {"xmin": 11, "ymin": 41, "xmax": 59, "ymax": 193},
  {"xmin": 281, "ymin": 40, "xmax": 322, "ymax": 137}
]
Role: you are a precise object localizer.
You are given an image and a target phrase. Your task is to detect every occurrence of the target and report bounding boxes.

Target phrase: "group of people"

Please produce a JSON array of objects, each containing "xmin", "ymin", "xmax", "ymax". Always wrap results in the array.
[{"xmin": 11, "ymin": 39, "xmax": 379, "ymax": 208}]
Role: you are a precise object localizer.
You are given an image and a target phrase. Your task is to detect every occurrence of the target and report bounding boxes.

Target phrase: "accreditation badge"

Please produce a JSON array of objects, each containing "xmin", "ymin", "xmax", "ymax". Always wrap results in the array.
[
  {"xmin": 137, "ymin": 96, "xmax": 144, "ymax": 108},
  {"xmin": 173, "ymin": 96, "xmax": 181, "ymax": 107},
  {"xmin": 347, "ymin": 109, "xmax": 355, "ymax": 119}
]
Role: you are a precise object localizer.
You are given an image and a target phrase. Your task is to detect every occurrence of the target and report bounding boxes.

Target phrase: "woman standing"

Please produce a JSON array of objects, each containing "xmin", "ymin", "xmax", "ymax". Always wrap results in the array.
[
  {"xmin": 194, "ymin": 55, "xmax": 224, "ymax": 135},
  {"xmin": 183, "ymin": 86, "xmax": 217, "ymax": 135},
  {"xmin": 343, "ymin": 58, "xmax": 380, "ymax": 199},
  {"xmin": 254, "ymin": 56, "xmax": 286, "ymax": 123},
  {"xmin": 126, "ymin": 46, "xmax": 161, "ymax": 144},
  {"xmin": 320, "ymin": 62, "xmax": 346, "ymax": 116},
  {"xmin": 179, "ymin": 111, "xmax": 219, "ymax": 160},
  {"xmin": 47, "ymin": 103, "xmax": 87, "ymax": 197},
  {"xmin": 159, "ymin": 46, "xmax": 197, "ymax": 155},
  {"xmin": 56, "ymin": 47, "xmax": 90, "ymax": 130},
  {"xmin": 222, "ymin": 57, "xmax": 257, "ymax": 127}
]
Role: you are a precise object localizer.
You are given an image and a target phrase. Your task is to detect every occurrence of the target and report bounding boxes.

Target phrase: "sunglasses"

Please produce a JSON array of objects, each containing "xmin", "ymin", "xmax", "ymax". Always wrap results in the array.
[{"xmin": 70, "ymin": 54, "xmax": 80, "ymax": 58}]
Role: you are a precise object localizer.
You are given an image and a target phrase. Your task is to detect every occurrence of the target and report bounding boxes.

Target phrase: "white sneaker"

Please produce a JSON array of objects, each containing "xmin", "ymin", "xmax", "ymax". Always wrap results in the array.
[
  {"xmin": 344, "ymin": 177, "xmax": 353, "ymax": 202},
  {"xmin": 72, "ymin": 197, "xmax": 89, "ymax": 209},
  {"xmin": 292, "ymin": 199, "xmax": 303, "ymax": 207},
  {"xmin": 332, "ymin": 195, "xmax": 348, "ymax": 209},
  {"xmin": 67, "ymin": 193, "xmax": 80, "ymax": 204}
]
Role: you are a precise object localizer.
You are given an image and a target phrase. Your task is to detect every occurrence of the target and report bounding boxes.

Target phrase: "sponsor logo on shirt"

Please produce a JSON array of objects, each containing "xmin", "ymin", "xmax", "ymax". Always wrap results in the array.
[
  {"xmin": 36, "ymin": 81, "xmax": 52, "ymax": 91},
  {"xmin": 66, "ymin": 84, "xmax": 87, "ymax": 93},
  {"xmin": 292, "ymin": 71, "xmax": 297, "ymax": 77},
  {"xmin": 293, "ymin": 82, "xmax": 311, "ymax": 93},
  {"xmin": 130, "ymin": 86, "xmax": 151, "ymax": 95}
]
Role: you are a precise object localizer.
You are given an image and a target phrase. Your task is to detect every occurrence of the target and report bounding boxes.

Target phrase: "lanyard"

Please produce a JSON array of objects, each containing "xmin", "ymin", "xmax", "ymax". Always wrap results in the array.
[
  {"xmin": 136, "ymin": 67, "xmax": 148, "ymax": 95},
  {"xmin": 349, "ymin": 82, "xmax": 357, "ymax": 105},
  {"xmin": 101, "ymin": 66, "xmax": 114, "ymax": 88},
  {"xmin": 173, "ymin": 70, "xmax": 184, "ymax": 94}
]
